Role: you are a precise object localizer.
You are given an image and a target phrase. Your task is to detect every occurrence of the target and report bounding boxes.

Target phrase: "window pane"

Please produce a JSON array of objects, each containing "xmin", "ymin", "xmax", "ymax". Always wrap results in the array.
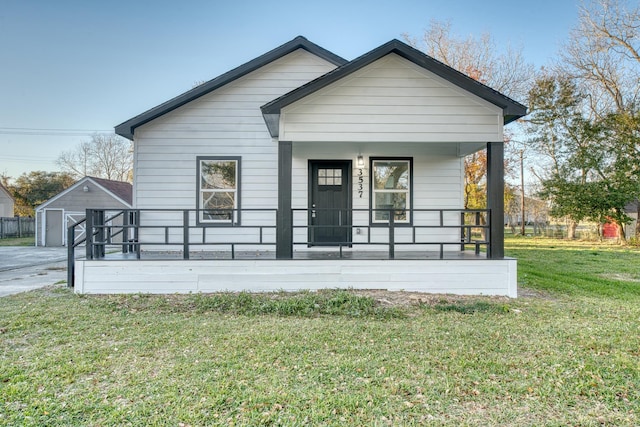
[
  {"xmin": 334, "ymin": 176, "xmax": 342, "ymax": 185},
  {"xmin": 201, "ymin": 160, "xmax": 236, "ymax": 190},
  {"xmin": 373, "ymin": 161, "xmax": 409, "ymax": 190},
  {"xmin": 319, "ymin": 169, "xmax": 326, "ymax": 177},
  {"xmin": 374, "ymin": 192, "xmax": 407, "ymax": 221},
  {"xmin": 202, "ymin": 191, "xmax": 235, "ymax": 220},
  {"xmin": 334, "ymin": 169, "xmax": 341, "ymax": 177},
  {"xmin": 318, "ymin": 176, "xmax": 327, "ymax": 185}
]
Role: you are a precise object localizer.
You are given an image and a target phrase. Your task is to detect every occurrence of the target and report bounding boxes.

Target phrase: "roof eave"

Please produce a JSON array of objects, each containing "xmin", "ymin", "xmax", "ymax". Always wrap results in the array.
[
  {"xmin": 263, "ymin": 114, "xmax": 280, "ymax": 138},
  {"xmin": 261, "ymin": 39, "xmax": 528, "ymax": 137},
  {"xmin": 115, "ymin": 36, "xmax": 347, "ymax": 140}
]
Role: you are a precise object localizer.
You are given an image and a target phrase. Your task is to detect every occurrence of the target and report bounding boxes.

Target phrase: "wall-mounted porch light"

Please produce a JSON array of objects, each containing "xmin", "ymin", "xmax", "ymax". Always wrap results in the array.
[
  {"xmin": 356, "ymin": 155, "xmax": 365, "ymax": 168},
  {"xmin": 83, "ymin": 185, "xmax": 90, "ymax": 192}
]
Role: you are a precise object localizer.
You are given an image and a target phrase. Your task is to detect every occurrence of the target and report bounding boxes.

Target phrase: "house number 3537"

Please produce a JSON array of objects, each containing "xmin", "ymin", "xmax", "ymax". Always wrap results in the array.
[{"xmin": 357, "ymin": 168, "xmax": 364, "ymax": 198}]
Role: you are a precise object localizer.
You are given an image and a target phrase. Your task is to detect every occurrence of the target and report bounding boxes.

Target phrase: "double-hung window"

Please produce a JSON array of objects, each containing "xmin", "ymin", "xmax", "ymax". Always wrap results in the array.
[
  {"xmin": 371, "ymin": 158, "xmax": 412, "ymax": 224},
  {"xmin": 197, "ymin": 156, "xmax": 240, "ymax": 224}
]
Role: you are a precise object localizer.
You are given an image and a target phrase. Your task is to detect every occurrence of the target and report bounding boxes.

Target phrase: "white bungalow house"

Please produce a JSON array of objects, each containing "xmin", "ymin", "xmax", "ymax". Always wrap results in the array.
[{"xmin": 72, "ymin": 36, "xmax": 526, "ymax": 296}]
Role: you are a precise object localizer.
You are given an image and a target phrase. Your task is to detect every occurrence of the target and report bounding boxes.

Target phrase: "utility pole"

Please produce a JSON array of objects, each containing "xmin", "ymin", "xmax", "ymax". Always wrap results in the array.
[{"xmin": 520, "ymin": 149, "xmax": 525, "ymax": 236}]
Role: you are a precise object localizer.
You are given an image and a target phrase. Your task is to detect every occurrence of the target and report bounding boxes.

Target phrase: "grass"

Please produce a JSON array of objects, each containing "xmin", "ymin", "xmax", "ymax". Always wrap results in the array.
[
  {"xmin": 1, "ymin": 237, "xmax": 639, "ymax": 425},
  {"xmin": 0, "ymin": 236, "xmax": 34, "ymax": 246},
  {"xmin": 507, "ymin": 235, "xmax": 640, "ymax": 299}
]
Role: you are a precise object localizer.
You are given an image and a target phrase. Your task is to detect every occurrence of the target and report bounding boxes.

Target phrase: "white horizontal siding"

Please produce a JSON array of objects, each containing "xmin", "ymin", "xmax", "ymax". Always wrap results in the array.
[
  {"xmin": 75, "ymin": 258, "xmax": 517, "ymax": 297},
  {"xmin": 133, "ymin": 49, "xmax": 338, "ymax": 213},
  {"xmin": 280, "ymin": 53, "xmax": 504, "ymax": 143},
  {"xmin": 290, "ymin": 141, "xmax": 463, "ymax": 249},
  {"xmin": 286, "ymin": 113, "xmax": 499, "ymax": 125},
  {"xmin": 292, "ymin": 141, "xmax": 462, "ymax": 209}
]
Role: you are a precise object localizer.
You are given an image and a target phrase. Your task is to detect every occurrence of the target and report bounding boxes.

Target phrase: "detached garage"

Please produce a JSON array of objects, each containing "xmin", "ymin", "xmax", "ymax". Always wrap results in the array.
[{"xmin": 35, "ymin": 176, "xmax": 132, "ymax": 247}]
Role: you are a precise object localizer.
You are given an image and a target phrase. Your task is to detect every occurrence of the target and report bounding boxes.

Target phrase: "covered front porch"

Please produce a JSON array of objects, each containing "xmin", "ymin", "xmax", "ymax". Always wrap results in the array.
[{"xmin": 68, "ymin": 204, "xmax": 517, "ymax": 297}]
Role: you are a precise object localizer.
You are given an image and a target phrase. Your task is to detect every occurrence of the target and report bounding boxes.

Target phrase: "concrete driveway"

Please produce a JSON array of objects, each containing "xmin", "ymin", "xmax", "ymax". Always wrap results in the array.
[{"xmin": 0, "ymin": 246, "xmax": 70, "ymax": 297}]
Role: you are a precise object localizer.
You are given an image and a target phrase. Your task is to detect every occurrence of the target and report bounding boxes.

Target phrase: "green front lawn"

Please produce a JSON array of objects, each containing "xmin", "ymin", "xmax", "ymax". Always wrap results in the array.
[{"xmin": 1, "ymin": 237, "xmax": 639, "ymax": 426}]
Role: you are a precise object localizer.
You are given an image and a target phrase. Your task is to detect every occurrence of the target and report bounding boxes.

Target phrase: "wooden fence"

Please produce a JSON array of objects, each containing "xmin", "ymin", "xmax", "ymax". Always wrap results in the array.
[{"xmin": 0, "ymin": 217, "xmax": 35, "ymax": 238}]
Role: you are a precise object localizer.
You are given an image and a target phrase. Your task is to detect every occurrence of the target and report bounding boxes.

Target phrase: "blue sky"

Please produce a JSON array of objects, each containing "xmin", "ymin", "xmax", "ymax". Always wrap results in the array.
[{"xmin": 0, "ymin": 0, "xmax": 579, "ymax": 179}]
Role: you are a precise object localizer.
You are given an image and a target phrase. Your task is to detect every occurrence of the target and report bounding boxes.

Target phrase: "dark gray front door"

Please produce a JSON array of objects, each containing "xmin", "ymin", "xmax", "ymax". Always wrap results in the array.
[{"xmin": 309, "ymin": 161, "xmax": 351, "ymax": 245}]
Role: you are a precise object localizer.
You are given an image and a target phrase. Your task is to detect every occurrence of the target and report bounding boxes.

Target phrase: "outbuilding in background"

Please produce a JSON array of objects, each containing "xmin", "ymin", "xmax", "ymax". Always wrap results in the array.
[{"xmin": 35, "ymin": 176, "xmax": 132, "ymax": 246}]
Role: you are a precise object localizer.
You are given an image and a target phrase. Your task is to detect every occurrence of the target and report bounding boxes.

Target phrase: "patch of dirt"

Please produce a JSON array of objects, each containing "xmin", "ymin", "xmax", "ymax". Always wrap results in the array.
[
  {"xmin": 515, "ymin": 287, "xmax": 557, "ymax": 300},
  {"xmin": 350, "ymin": 289, "xmax": 514, "ymax": 308},
  {"xmin": 37, "ymin": 284, "xmax": 70, "ymax": 297},
  {"xmin": 600, "ymin": 273, "xmax": 640, "ymax": 282},
  {"xmin": 67, "ymin": 287, "xmax": 554, "ymax": 307}
]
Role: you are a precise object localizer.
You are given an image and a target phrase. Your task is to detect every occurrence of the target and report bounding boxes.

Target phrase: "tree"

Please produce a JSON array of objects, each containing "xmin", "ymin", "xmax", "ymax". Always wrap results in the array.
[
  {"xmin": 0, "ymin": 173, "xmax": 10, "ymax": 190},
  {"xmin": 404, "ymin": 20, "xmax": 536, "ymax": 102},
  {"xmin": 560, "ymin": 0, "xmax": 640, "ymax": 117},
  {"xmin": 463, "ymin": 150, "xmax": 487, "ymax": 210},
  {"xmin": 528, "ymin": 75, "xmax": 640, "ymax": 241},
  {"xmin": 531, "ymin": 0, "xmax": 640, "ymax": 240},
  {"xmin": 404, "ymin": 20, "xmax": 537, "ymax": 219},
  {"xmin": 8, "ymin": 171, "xmax": 75, "ymax": 216},
  {"xmin": 526, "ymin": 75, "xmax": 587, "ymax": 238},
  {"xmin": 595, "ymin": 111, "xmax": 640, "ymax": 239},
  {"xmin": 57, "ymin": 133, "xmax": 133, "ymax": 182}
]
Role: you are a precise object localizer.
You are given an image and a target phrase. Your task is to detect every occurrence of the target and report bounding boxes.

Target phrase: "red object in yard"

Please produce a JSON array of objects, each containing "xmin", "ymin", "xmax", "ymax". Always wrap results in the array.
[{"xmin": 603, "ymin": 221, "xmax": 618, "ymax": 238}]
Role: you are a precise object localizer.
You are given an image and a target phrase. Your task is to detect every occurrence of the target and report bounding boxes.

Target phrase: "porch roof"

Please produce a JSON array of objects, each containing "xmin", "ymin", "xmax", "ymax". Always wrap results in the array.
[{"xmin": 261, "ymin": 39, "xmax": 528, "ymax": 138}]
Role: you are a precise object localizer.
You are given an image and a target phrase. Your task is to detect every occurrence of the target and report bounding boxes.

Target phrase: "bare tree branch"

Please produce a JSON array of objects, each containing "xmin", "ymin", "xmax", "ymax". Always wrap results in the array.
[
  {"xmin": 56, "ymin": 133, "xmax": 132, "ymax": 182},
  {"xmin": 560, "ymin": 0, "xmax": 640, "ymax": 115}
]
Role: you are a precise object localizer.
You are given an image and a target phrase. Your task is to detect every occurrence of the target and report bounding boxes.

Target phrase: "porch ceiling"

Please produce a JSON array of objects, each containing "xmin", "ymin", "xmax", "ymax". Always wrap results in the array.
[{"xmin": 458, "ymin": 142, "xmax": 487, "ymax": 157}]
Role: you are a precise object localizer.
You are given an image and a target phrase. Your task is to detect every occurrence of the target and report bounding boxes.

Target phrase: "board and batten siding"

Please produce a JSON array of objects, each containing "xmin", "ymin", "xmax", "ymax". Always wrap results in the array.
[
  {"xmin": 280, "ymin": 53, "xmax": 504, "ymax": 144},
  {"xmin": 132, "ymin": 49, "xmax": 338, "ymax": 248}
]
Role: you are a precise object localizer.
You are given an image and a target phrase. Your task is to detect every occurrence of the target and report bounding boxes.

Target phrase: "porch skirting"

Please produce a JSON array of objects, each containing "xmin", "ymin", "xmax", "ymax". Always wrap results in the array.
[{"xmin": 74, "ymin": 258, "xmax": 517, "ymax": 297}]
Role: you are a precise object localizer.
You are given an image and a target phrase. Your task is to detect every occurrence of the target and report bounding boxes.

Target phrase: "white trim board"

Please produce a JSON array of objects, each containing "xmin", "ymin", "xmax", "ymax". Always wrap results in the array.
[{"xmin": 75, "ymin": 258, "xmax": 517, "ymax": 298}]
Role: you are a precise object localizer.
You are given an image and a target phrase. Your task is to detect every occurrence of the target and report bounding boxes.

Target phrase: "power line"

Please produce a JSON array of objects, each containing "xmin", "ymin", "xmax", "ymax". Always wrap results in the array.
[
  {"xmin": 0, "ymin": 127, "xmax": 113, "ymax": 136},
  {"xmin": 0, "ymin": 154, "xmax": 55, "ymax": 161}
]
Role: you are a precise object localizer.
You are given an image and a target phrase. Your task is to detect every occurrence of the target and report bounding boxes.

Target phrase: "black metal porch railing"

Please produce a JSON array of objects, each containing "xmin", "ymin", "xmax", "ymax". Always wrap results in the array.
[
  {"xmin": 292, "ymin": 208, "xmax": 490, "ymax": 259},
  {"xmin": 67, "ymin": 208, "xmax": 490, "ymax": 287}
]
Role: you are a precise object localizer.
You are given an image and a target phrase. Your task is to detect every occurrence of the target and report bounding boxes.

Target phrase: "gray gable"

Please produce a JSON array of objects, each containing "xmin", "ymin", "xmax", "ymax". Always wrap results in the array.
[
  {"xmin": 115, "ymin": 36, "xmax": 347, "ymax": 140},
  {"xmin": 36, "ymin": 176, "xmax": 132, "ymax": 211}
]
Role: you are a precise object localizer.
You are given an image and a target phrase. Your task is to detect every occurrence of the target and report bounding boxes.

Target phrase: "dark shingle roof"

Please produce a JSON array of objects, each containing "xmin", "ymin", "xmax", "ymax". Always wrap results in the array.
[{"xmin": 89, "ymin": 177, "xmax": 133, "ymax": 205}]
